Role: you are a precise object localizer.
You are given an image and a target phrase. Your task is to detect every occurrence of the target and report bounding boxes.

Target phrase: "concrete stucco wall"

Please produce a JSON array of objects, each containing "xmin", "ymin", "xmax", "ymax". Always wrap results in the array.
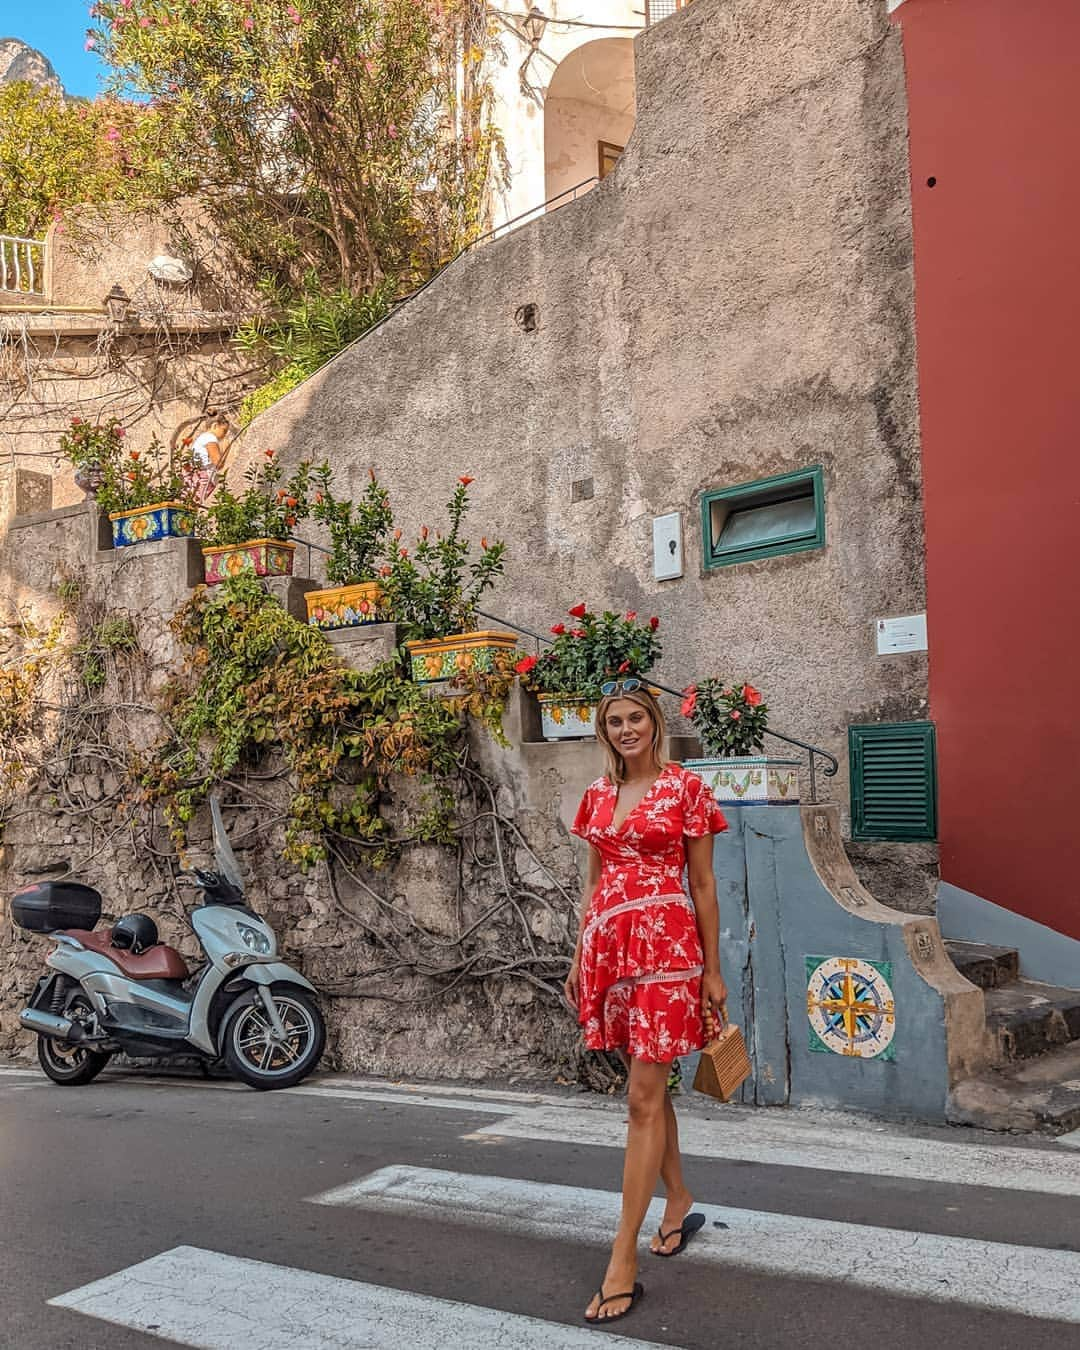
[{"xmin": 235, "ymin": 0, "xmax": 928, "ymax": 894}]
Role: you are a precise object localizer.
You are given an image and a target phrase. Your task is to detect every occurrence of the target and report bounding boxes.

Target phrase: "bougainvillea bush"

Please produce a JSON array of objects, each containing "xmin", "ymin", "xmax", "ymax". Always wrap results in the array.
[
  {"xmin": 682, "ymin": 679, "xmax": 768, "ymax": 757},
  {"xmin": 516, "ymin": 606, "xmax": 662, "ymax": 700}
]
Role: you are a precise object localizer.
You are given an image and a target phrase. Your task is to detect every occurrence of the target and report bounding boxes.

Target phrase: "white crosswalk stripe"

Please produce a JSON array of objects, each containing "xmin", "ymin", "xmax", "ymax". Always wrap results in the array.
[
  {"xmin": 313, "ymin": 1164, "xmax": 1080, "ymax": 1325},
  {"xmin": 49, "ymin": 1246, "xmax": 668, "ymax": 1349},
  {"xmin": 465, "ymin": 1102, "xmax": 1080, "ymax": 1198}
]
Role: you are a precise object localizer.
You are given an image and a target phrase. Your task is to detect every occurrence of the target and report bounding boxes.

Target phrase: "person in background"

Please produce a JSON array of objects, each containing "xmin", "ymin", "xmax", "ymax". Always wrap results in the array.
[{"xmin": 184, "ymin": 411, "xmax": 230, "ymax": 505}]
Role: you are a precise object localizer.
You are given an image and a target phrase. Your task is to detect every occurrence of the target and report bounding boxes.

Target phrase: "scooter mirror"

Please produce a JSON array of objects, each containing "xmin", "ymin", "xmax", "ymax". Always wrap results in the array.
[{"xmin": 209, "ymin": 796, "xmax": 246, "ymax": 896}]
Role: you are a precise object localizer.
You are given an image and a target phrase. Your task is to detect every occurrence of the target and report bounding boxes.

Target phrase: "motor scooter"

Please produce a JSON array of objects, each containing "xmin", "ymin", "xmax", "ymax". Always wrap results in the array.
[{"xmin": 12, "ymin": 798, "xmax": 325, "ymax": 1090}]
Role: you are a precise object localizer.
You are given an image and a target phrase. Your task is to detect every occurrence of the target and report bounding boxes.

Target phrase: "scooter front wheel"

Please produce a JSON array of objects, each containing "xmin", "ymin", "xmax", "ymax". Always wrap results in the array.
[{"xmin": 221, "ymin": 987, "xmax": 326, "ymax": 1091}]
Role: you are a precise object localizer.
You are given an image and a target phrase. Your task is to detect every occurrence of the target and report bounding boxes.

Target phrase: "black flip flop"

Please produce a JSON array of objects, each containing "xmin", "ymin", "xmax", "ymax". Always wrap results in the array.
[
  {"xmin": 652, "ymin": 1211, "xmax": 706, "ymax": 1257},
  {"xmin": 584, "ymin": 1281, "xmax": 644, "ymax": 1327}
]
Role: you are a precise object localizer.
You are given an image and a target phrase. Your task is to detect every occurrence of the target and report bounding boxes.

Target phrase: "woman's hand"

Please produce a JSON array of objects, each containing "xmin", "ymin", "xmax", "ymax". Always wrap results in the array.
[
  {"xmin": 701, "ymin": 970, "xmax": 728, "ymax": 1037},
  {"xmin": 564, "ymin": 957, "xmax": 581, "ymax": 1010}
]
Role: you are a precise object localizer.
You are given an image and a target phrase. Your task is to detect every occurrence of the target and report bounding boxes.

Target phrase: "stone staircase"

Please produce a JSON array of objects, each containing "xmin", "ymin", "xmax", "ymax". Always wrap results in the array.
[{"xmin": 945, "ymin": 939, "xmax": 1080, "ymax": 1135}]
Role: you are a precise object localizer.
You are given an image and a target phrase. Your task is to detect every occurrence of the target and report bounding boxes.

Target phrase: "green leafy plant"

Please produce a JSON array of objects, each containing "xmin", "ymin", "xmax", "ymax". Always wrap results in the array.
[
  {"xmin": 93, "ymin": 436, "xmax": 194, "ymax": 515},
  {"xmin": 311, "ymin": 464, "xmax": 394, "ymax": 587},
  {"xmin": 198, "ymin": 450, "xmax": 312, "ymax": 547},
  {"xmin": 682, "ymin": 679, "xmax": 768, "ymax": 757},
  {"xmin": 516, "ymin": 605, "xmax": 662, "ymax": 700},
  {"xmin": 379, "ymin": 476, "xmax": 506, "ymax": 642},
  {"xmin": 141, "ymin": 573, "xmax": 465, "ymax": 867},
  {"xmin": 58, "ymin": 416, "xmax": 127, "ymax": 472}
]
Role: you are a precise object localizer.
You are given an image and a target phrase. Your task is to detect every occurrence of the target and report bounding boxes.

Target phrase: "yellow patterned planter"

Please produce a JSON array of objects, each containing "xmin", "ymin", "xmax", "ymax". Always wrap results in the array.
[
  {"xmin": 305, "ymin": 580, "xmax": 382, "ymax": 631},
  {"xmin": 537, "ymin": 693, "xmax": 598, "ymax": 741},
  {"xmin": 202, "ymin": 538, "xmax": 295, "ymax": 585},
  {"xmin": 405, "ymin": 630, "xmax": 518, "ymax": 684}
]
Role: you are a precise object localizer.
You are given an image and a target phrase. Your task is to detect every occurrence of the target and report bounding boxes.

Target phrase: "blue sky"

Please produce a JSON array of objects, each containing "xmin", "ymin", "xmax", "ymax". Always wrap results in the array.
[{"xmin": 0, "ymin": 0, "xmax": 109, "ymax": 98}]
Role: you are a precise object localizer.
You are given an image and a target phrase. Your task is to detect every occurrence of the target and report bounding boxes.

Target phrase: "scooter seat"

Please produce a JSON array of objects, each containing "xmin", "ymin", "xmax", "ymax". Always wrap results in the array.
[{"xmin": 62, "ymin": 929, "xmax": 190, "ymax": 982}]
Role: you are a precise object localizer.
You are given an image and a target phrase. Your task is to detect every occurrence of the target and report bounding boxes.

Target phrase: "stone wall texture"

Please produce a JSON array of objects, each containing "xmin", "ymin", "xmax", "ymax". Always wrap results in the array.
[{"xmin": 233, "ymin": 0, "xmax": 931, "ymax": 900}]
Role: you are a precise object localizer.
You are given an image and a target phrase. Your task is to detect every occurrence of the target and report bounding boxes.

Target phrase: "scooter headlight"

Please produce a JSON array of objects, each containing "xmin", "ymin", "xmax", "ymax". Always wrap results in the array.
[{"xmin": 236, "ymin": 922, "xmax": 272, "ymax": 955}]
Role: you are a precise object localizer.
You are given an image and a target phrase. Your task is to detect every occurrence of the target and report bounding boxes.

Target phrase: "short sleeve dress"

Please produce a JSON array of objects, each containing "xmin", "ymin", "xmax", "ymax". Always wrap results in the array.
[{"xmin": 571, "ymin": 762, "xmax": 728, "ymax": 1063}]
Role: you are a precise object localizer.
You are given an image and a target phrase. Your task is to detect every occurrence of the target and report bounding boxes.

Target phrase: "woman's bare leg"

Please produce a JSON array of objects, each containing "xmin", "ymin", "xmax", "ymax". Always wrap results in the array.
[
  {"xmin": 649, "ymin": 1094, "xmax": 694, "ymax": 1253},
  {"xmin": 585, "ymin": 1057, "xmax": 668, "ymax": 1321}
]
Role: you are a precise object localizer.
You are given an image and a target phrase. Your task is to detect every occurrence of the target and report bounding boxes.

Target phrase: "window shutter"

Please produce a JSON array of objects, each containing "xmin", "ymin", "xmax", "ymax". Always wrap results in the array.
[{"xmin": 849, "ymin": 722, "xmax": 937, "ymax": 841}]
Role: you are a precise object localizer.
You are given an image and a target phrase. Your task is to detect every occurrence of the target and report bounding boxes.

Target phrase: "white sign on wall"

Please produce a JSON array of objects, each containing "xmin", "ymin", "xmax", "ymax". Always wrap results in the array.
[
  {"xmin": 652, "ymin": 512, "xmax": 683, "ymax": 580},
  {"xmin": 875, "ymin": 613, "xmax": 928, "ymax": 655}
]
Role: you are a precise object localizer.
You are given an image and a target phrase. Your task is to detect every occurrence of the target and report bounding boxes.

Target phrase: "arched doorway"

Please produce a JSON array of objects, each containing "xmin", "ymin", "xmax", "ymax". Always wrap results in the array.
[{"xmin": 543, "ymin": 38, "xmax": 636, "ymax": 204}]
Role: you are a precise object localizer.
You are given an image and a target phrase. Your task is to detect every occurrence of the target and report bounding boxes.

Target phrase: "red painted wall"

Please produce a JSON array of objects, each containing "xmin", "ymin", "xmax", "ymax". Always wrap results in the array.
[{"xmin": 896, "ymin": 0, "xmax": 1080, "ymax": 938}]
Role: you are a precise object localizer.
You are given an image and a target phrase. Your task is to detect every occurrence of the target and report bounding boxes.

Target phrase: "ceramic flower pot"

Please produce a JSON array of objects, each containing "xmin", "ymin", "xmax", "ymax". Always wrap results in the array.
[
  {"xmin": 537, "ymin": 693, "xmax": 599, "ymax": 741},
  {"xmin": 73, "ymin": 462, "xmax": 105, "ymax": 501},
  {"xmin": 405, "ymin": 630, "xmax": 518, "ymax": 684},
  {"xmin": 683, "ymin": 756, "xmax": 801, "ymax": 805},
  {"xmin": 202, "ymin": 539, "xmax": 295, "ymax": 585},
  {"xmin": 305, "ymin": 580, "xmax": 383, "ymax": 631},
  {"xmin": 108, "ymin": 501, "xmax": 196, "ymax": 548}
]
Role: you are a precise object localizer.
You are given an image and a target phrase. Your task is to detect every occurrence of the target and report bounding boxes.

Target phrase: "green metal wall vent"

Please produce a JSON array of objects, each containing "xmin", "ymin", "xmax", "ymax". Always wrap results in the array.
[{"xmin": 849, "ymin": 721, "xmax": 937, "ymax": 841}]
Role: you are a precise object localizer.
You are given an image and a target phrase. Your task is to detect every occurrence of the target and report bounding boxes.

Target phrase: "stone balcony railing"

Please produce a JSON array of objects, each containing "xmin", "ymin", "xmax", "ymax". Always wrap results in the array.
[{"xmin": 0, "ymin": 234, "xmax": 46, "ymax": 297}]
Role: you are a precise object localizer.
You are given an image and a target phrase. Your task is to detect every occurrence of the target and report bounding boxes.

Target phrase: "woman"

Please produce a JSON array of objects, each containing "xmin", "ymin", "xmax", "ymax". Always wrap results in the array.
[
  {"xmin": 185, "ymin": 411, "xmax": 230, "ymax": 505},
  {"xmin": 566, "ymin": 680, "xmax": 728, "ymax": 1326}
]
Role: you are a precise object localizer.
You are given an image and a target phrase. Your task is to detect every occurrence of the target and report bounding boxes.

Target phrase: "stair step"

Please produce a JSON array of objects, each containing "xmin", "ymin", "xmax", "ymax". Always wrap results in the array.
[
  {"xmin": 944, "ymin": 939, "xmax": 1020, "ymax": 990},
  {"xmin": 949, "ymin": 1040, "xmax": 1080, "ymax": 1135},
  {"xmin": 984, "ymin": 979, "xmax": 1080, "ymax": 1061}
]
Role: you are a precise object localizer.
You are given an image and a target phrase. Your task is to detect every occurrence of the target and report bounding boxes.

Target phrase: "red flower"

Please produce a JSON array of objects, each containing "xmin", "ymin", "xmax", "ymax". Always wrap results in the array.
[
  {"xmin": 181, "ymin": 436, "xmax": 193, "ymax": 447},
  {"xmin": 264, "ymin": 448, "xmax": 275, "ymax": 459},
  {"xmin": 480, "ymin": 537, "xmax": 488, "ymax": 550},
  {"xmin": 115, "ymin": 427, "xmax": 126, "ymax": 438},
  {"xmin": 276, "ymin": 489, "xmax": 287, "ymax": 501},
  {"xmin": 571, "ymin": 628, "xmax": 586, "ymax": 638},
  {"xmin": 314, "ymin": 492, "xmax": 324, "ymax": 504},
  {"xmin": 126, "ymin": 471, "xmax": 137, "ymax": 482},
  {"xmin": 285, "ymin": 514, "xmax": 296, "ymax": 527},
  {"xmin": 393, "ymin": 528, "xmax": 402, "ymax": 541},
  {"xmin": 681, "ymin": 685, "xmax": 697, "ymax": 718},
  {"xmin": 71, "ymin": 417, "xmax": 82, "ymax": 426},
  {"xmin": 420, "ymin": 525, "xmax": 429, "ymax": 540},
  {"xmin": 568, "ymin": 602, "xmax": 587, "ymax": 619},
  {"xmin": 649, "ymin": 616, "xmax": 659, "ymax": 630},
  {"xmin": 515, "ymin": 655, "xmax": 539, "ymax": 675},
  {"xmin": 742, "ymin": 683, "xmax": 763, "ymax": 707},
  {"xmin": 368, "ymin": 467, "xmax": 377, "ymax": 482},
  {"xmin": 550, "ymin": 623, "xmax": 566, "ymax": 636},
  {"xmin": 618, "ymin": 660, "xmax": 631, "ymax": 673},
  {"xmin": 129, "ymin": 451, "xmax": 140, "ymax": 461},
  {"xmin": 286, "ymin": 496, "xmax": 297, "ymax": 508},
  {"xmin": 730, "ymin": 709, "xmax": 742, "ymax": 720},
  {"xmin": 400, "ymin": 547, "xmax": 409, "ymax": 558},
  {"xmin": 459, "ymin": 475, "xmax": 474, "ymax": 487},
  {"xmin": 625, "ymin": 611, "xmax": 637, "ymax": 621},
  {"xmin": 379, "ymin": 565, "xmax": 392, "ymax": 577}
]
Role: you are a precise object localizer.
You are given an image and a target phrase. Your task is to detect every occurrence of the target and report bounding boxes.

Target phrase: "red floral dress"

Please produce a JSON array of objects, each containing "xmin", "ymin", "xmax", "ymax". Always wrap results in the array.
[{"xmin": 571, "ymin": 762, "xmax": 728, "ymax": 1063}]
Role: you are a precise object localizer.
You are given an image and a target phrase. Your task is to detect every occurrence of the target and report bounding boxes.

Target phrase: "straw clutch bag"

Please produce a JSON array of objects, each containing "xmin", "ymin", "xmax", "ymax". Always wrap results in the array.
[{"xmin": 693, "ymin": 1010, "xmax": 752, "ymax": 1102}]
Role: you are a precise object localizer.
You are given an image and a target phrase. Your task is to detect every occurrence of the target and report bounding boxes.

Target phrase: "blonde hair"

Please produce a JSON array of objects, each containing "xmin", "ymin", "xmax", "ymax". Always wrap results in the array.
[{"xmin": 595, "ymin": 686, "xmax": 668, "ymax": 784}]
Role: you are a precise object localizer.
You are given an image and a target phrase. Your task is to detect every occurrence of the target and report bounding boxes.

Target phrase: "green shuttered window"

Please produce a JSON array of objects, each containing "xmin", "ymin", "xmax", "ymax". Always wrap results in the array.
[{"xmin": 849, "ymin": 722, "xmax": 937, "ymax": 841}]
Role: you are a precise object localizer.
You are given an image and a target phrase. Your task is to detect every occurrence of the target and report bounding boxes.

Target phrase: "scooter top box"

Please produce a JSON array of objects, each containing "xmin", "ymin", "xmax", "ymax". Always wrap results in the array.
[{"xmin": 10, "ymin": 881, "xmax": 102, "ymax": 934}]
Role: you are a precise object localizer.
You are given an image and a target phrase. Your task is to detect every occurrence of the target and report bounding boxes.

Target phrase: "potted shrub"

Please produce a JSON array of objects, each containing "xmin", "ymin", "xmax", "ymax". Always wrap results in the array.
[
  {"xmin": 304, "ymin": 464, "xmax": 394, "ymax": 630},
  {"xmin": 380, "ymin": 475, "xmax": 515, "ymax": 683},
  {"xmin": 58, "ymin": 416, "xmax": 126, "ymax": 502},
  {"xmin": 198, "ymin": 449, "xmax": 311, "ymax": 584},
  {"xmin": 95, "ymin": 437, "xmax": 198, "ymax": 547},
  {"xmin": 516, "ymin": 605, "xmax": 662, "ymax": 741},
  {"xmin": 681, "ymin": 679, "xmax": 799, "ymax": 804}
]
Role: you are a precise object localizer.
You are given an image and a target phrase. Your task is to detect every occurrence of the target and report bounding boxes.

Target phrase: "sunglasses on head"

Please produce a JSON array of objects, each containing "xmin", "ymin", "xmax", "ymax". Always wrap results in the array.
[{"xmin": 600, "ymin": 678, "xmax": 642, "ymax": 696}]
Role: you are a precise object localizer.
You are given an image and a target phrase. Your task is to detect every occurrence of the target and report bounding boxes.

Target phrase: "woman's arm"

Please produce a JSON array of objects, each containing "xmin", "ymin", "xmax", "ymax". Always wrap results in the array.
[
  {"xmin": 206, "ymin": 435, "xmax": 225, "ymax": 469},
  {"xmin": 686, "ymin": 833, "xmax": 728, "ymax": 1026},
  {"xmin": 564, "ymin": 846, "xmax": 600, "ymax": 1009}
]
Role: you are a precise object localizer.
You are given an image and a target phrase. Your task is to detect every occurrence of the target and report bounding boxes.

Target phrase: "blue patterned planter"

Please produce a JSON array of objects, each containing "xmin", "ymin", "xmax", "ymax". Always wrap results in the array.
[{"xmin": 109, "ymin": 501, "xmax": 195, "ymax": 548}]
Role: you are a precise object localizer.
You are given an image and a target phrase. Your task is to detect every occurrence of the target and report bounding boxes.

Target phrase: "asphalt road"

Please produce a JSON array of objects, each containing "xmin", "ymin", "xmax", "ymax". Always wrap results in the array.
[{"xmin": 3, "ymin": 1064, "xmax": 1080, "ymax": 1349}]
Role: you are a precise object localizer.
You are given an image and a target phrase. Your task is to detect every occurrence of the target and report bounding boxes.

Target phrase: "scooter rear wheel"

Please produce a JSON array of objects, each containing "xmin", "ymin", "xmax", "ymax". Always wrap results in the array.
[
  {"xmin": 221, "ymin": 987, "xmax": 325, "ymax": 1091},
  {"xmin": 37, "ymin": 996, "xmax": 112, "ymax": 1086}
]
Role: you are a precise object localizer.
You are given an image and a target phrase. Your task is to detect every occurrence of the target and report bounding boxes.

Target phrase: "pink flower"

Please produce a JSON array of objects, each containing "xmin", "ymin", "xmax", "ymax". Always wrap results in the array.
[
  {"xmin": 139, "ymin": 16, "xmax": 152, "ymax": 27},
  {"xmin": 84, "ymin": 37, "xmax": 96, "ymax": 53},
  {"xmin": 115, "ymin": 427, "xmax": 126, "ymax": 437},
  {"xmin": 730, "ymin": 709, "xmax": 742, "ymax": 720},
  {"xmin": 243, "ymin": 16, "xmax": 254, "ymax": 29},
  {"xmin": 570, "ymin": 628, "xmax": 586, "ymax": 639},
  {"xmin": 618, "ymin": 660, "xmax": 631, "ymax": 673},
  {"xmin": 625, "ymin": 610, "xmax": 637, "ymax": 621},
  {"xmin": 286, "ymin": 4, "xmax": 301, "ymax": 21},
  {"xmin": 122, "ymin": 0, "xmax": 133, "ymax": 7},
  {"xmin": 387, "ymin": 123, "xmax": 398, "ymax": 139},
  {"xmin": 105, "ymin": 126, "xmax": 120, "ymax": 142}
]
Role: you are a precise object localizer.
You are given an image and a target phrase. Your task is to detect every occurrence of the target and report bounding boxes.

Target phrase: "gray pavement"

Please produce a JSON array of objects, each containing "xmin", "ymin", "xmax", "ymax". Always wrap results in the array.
[{"xmin": 2, "ymin": 1064, "xmax": 1080, "ymax": 1348}]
